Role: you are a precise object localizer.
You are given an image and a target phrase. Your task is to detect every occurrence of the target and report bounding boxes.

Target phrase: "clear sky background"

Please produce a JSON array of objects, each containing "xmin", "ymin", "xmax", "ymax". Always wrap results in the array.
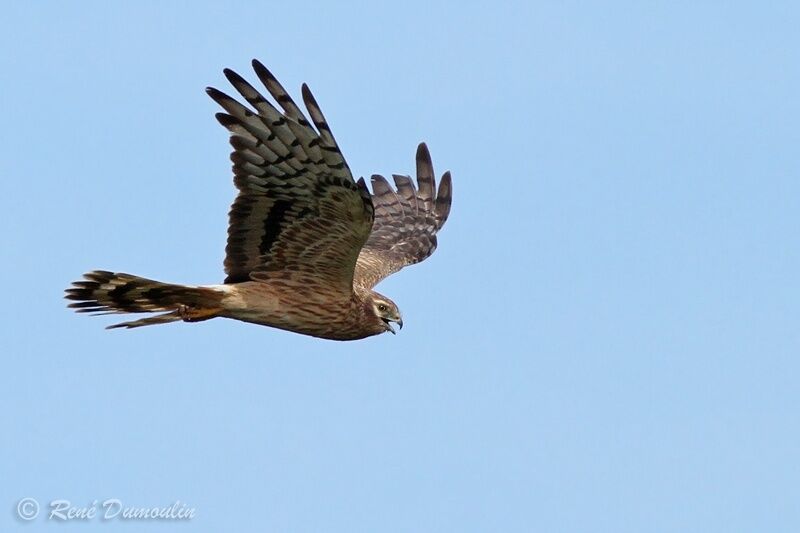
[{"xmin": 2, "ymin": 2, "xmax": 799, "ymax": 532}]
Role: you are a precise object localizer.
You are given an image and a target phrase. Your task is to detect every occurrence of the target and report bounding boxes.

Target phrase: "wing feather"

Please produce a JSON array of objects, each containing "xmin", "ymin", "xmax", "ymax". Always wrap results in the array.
[
  {"xmin": 353, "ymin": 143, "xmax": 452, "ymax": 289},
  {"xmin": 208, "ymin": 61, "xmax": 373, "ymax": 292},
  {"xmin": 415, "ymin": 143, "xmax": 436, "ymax": 212},
  {"xmin": 393, "ymin": 174, "xmax": 418, "ymax": 214}
]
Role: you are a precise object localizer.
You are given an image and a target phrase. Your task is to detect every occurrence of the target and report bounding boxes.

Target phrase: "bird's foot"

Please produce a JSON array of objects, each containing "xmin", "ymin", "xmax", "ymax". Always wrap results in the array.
[{"xmin": 178, "ymin": 305, "xmax": 219, "ymax": 323}]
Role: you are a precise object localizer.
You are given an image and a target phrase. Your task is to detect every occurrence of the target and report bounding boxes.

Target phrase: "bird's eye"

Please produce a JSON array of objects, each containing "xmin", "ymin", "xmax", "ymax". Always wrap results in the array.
[{"xmin": 377, "ymin": 304, "xmax": 387, "ymax": 312}]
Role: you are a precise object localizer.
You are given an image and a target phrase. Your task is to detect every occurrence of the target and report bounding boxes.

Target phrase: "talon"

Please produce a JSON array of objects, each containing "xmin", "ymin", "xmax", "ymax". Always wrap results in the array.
[{"xmin": 178, "ymin": 305, "xmax": 220, "ymax": 323}]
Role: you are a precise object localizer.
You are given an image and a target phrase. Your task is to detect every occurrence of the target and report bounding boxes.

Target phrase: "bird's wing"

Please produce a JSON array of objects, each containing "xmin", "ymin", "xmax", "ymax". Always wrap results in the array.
[
  {"xmin": 208, "ymin": 60, "xmax": 374, "ymax": 295},
  {"xmin": 353, "ymin": 143, "xmax": 452, "ymax": 289}
]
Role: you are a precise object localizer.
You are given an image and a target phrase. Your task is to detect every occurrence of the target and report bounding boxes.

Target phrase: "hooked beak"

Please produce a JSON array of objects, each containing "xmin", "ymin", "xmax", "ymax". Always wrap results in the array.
[{"xmin": 383, "ymin": 317, "xmax": 403, "ymax": 335}]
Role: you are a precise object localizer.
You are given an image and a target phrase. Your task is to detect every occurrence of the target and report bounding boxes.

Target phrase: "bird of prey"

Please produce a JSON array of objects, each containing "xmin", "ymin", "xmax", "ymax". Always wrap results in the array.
[{"xmin": 65, "ymin": 60, "xmax": 452, "ymax": 340}]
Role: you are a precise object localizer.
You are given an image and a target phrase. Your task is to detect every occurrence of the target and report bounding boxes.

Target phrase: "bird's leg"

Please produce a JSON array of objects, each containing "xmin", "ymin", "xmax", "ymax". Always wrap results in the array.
[{"xmin": 178, "ymin": 304, "xmax": 219, "ymax": 323}]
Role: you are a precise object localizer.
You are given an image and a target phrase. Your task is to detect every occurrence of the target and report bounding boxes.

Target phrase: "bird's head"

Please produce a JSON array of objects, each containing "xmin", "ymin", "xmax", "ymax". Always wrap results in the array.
[{"xmin": 365, "ymin": 292, "xmax": 403, "ymax": 335}]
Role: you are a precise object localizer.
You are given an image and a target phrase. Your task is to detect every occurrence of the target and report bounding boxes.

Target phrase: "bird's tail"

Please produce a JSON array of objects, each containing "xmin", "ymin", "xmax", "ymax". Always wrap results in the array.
[{"xmin": 65, "ymin": 270, "xmax": 224, "ymax": 329}]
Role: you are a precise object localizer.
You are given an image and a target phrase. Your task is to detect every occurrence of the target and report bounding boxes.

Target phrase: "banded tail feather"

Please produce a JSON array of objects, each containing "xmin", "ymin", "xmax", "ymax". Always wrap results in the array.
[{"xmin": 65, "ymin": 271, "xmax": 224, "ymax": 329}]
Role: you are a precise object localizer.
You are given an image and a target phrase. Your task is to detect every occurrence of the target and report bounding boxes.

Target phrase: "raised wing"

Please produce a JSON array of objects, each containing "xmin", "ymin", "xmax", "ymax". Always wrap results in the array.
[
  {"xmin": 353, "ymin": 143, "xmax": 452, "ymax": 289},
  {"xmin": 207, "ymin": 60, "xmax": 374, "ymax": 295}
]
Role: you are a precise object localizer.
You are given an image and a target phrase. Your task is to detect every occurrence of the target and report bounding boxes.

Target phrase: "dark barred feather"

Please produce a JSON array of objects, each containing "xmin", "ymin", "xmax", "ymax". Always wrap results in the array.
[
  {"xmin": 207, "ymin": 59, "xmax": 373, "ymax": 292},
  {"xmin": 65, "ymin": 271, "xmax": 223, "ymax": 329},
  {"xmin": 353, "ymin": 143, "xmax": 452, "ymax": 289}
]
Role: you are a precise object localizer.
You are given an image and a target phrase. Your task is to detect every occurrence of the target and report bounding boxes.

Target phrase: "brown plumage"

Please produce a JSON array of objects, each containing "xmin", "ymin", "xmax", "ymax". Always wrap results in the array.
[{"xmin": 65, "ymin": 60, "xmax": 452, "ymax": 340}]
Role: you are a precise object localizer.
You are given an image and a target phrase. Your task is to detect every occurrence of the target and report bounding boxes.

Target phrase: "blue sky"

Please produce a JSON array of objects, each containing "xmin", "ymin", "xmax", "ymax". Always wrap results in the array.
[{"xmin": 2, "ymin": 2, "xmax": 799, "ymax": 532}]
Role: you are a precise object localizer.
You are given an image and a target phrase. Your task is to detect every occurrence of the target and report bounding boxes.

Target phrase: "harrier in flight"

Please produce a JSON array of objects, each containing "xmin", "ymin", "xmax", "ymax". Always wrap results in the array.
[{"xmin": 65, "ymin": 60, "xmax": 452, "ymax": 340}]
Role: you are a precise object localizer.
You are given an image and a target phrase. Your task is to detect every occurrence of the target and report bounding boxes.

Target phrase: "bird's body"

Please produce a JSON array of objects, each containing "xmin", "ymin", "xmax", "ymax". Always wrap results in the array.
[
  {"xmin": 66, "ymin": 60, "xmax": 452, "ymax": 340},
  {"xmin": 217, "ymin": 282, "xmax": 393, "ymax": 340}
]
